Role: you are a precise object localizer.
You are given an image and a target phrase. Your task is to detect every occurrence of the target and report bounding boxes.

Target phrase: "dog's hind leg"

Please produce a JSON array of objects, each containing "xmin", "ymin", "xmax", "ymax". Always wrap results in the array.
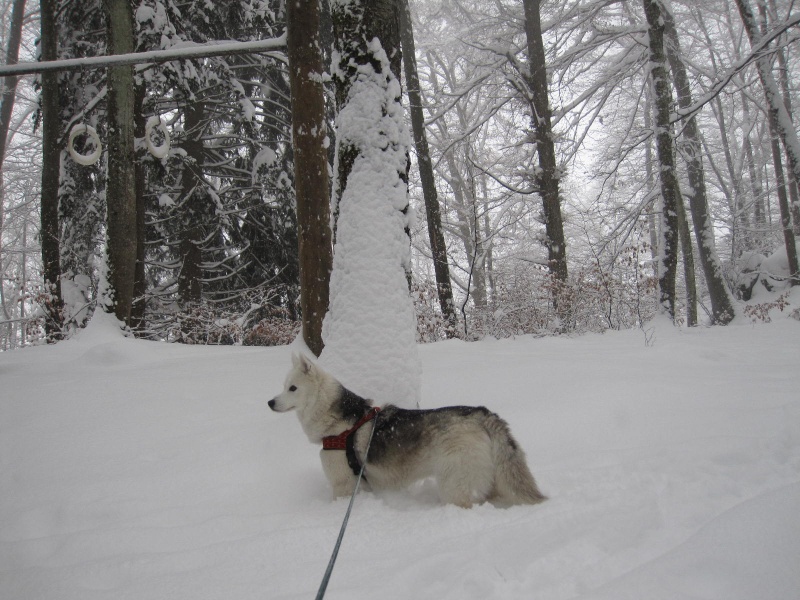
[{"xmin": 435, "ymin": 435, "xmax": 495, "ymax": 508}]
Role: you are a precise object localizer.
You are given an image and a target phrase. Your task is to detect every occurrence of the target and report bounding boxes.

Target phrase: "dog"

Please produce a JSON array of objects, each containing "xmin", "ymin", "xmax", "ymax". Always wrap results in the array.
[{"xmin": 268, "ymin": 353, "xmax": 546, "ymax": 508}]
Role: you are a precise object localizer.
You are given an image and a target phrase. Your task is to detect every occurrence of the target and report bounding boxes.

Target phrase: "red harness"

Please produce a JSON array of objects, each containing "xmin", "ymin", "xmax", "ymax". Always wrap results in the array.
[{"xmin": 322, "ymin": 407, "xmax": 381, "ymax": 450}]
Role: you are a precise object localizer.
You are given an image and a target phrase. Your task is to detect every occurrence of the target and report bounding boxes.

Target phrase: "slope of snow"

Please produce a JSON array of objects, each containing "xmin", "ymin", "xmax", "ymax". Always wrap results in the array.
[{"xmin": 1, "ymin": 317, "xmax": 798, "ymax": 600}]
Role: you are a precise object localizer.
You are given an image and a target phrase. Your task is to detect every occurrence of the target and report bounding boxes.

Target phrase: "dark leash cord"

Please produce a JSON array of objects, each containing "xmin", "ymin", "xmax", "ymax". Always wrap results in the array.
[{"xmin": 314, "ymin": 416, "xmax": 379, "ymax": 600}]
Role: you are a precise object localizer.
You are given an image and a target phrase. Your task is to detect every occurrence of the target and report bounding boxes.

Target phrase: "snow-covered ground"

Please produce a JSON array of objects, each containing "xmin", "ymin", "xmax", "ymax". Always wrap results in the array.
[{"xmin": 2, "ymin": 312, "xmax": 799, "ymax": 600}]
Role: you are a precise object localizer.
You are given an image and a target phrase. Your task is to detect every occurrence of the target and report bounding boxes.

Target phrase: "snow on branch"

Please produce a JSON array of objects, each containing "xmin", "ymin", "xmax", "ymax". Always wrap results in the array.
[{"xmin": 673, "ymin": 14, "xmax": 800, "ymax": 123}]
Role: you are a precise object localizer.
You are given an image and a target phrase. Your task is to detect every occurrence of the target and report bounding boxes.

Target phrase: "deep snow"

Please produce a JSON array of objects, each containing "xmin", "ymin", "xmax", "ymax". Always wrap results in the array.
[{"xmin": 1, "ymin": 313, "xmax": 799, "ymax": 600}]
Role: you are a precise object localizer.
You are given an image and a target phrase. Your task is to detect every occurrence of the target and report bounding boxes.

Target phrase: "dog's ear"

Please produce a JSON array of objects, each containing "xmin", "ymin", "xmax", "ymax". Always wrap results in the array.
[{"xmin": 296, "ymin": 353, "xmax": 315, "ymax": 375}]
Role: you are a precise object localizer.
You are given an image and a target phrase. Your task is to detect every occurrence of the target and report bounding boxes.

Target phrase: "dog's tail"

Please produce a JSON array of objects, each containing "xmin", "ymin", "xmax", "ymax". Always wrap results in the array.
[{"xmin": 484, "ymin": 413, "xmax": 547, "ymax": 506}]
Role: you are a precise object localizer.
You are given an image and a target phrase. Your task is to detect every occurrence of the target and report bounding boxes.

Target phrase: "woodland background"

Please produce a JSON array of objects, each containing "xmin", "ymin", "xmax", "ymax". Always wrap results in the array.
[{"xmin": 1, "ymin": 0, "xmax": 799, "ymax": 352}]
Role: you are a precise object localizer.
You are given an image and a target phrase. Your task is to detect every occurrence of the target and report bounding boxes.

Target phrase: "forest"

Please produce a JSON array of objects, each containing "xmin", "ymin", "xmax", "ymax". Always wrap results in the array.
[{"xmin": 1, "ymin": 0, "xmax": 799, "ymax": 353}]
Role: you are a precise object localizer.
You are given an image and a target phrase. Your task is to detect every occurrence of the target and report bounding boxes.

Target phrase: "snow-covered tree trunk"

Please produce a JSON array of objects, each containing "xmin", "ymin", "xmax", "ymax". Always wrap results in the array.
[
  {"xmin": 644, "ymin": 0, "xmax": 679, "ymax": 320},
  {"xmin": 321, "ymin": 0, "xmax": 420, "ymax": 408},
  {"xmin": 103, "ymin": 0, "xmax": 138, "ymax": 323},
  {"xmin": 286, "ymin": 0, "xmax": 333, "ymax": 357},
  {"xmin": 664, "ymin": 9, "xmax": 735, "ymax": 323},
  {"xmin": 735, "ymin": 0, "xmax": 799, "ymax": 284}
]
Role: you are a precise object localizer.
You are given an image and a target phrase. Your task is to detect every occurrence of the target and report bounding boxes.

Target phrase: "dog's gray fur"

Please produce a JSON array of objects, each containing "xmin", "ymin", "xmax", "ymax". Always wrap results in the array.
[{"xmin": 269, "ymin": 354, "xmax": 546, "ymax": 508}]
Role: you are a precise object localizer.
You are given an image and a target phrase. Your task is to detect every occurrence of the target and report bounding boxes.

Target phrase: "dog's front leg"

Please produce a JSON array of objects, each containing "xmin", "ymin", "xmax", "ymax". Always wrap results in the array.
[{"xmin": 320, "ymin": 450, "xmax": 359, "ymax": 499}]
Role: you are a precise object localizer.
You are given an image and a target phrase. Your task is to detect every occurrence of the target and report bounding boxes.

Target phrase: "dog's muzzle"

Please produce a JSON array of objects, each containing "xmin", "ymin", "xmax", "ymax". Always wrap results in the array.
[{"xmin": 268, "ymin": 398, "xmax": 277, "ymax": 410}]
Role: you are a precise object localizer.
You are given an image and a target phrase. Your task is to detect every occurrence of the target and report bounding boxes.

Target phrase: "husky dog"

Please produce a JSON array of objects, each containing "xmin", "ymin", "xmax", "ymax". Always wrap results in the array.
[{"xmin": 268, "ymin": 354, "xmax": 546, "ymax": 508}]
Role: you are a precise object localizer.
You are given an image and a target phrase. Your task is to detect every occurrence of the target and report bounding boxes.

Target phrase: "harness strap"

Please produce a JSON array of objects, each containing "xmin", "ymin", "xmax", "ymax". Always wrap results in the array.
[{"xmin": 322, "ymin": 407, "xmax": 381, "ymax": 477}]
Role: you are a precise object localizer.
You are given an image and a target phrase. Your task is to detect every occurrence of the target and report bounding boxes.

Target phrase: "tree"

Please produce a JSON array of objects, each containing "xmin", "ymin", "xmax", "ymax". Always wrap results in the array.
[
  {"xmin": 102, "ymin": 0, "xmax": 138, "ymax": 324},
  {"xmin": 175, "ymin": 101, "xmax": 206, "ymax": 308},
  {"xmin": 522, "ymin": 0, "xmax": 568, "ymax": 286},
  {"xmin": 56, "ymin": 0, "xmax": 106, "ymax": 332},
  {"xmin": 643, "ymin": 0, "xmax": 680, "ymax": 320},
  {"xmin": 735, "ymin": 0, "xmax": 799, "ymax": 285},
  {"xmin": 321, "ymin": 0, "xmax": 420, "ymax": 408},
  {"xmin": 39, "ymin": 0, "xmax": 64, "ymax": 336},
  {"xmin": 399, "ymin": 0, "xmax": 456, "ymax": 334},
  {"xmin": 0, "ymin": 0, "xmax": 25, "ymax": 169},
  {"xmin": 0, "ymin": 0, "xmax": 26, "ymax": 340},
  {"xmin": 286, "ymin": 0, "xmax": 333, "ymax": 357},
  {"xmin": 664, "ymin": 8, "xmax": 735, "ymax": 323},
  {"xmin": 132, "ymin": 0, "xmax": 297, "ymax": 341}
]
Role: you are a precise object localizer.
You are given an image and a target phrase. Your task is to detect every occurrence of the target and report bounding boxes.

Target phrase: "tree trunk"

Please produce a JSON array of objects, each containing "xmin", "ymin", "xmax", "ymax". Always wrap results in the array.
[
  {"xmin": 0, "ymin": 0, "xmax": 27, "ymax": 342},
  {"xmin": 643, "ymin": 0, "xmax": 679, "ymax": 320},
  {"xmin": 102, "ymin": 0, "xmax": 138, "ymax": 325},
  {"xmin": 644, "ymin": 92, "xmax": 660, "ymax": 264},
  {"xmin": 736, "ymin": 0, "xmax": 800, "ymax": 284},
  {"xmin": 131, "ymin": 81, "xmax": 147, "ymax": 330},
  {"xmin": 677, "ymin": 200, "xmax": 697, "ymax": 326},
  {"xmin": 776, "ymin": 64, "xmax": 800, "ymax": 234},
  {"xmin": 323, "ymin": 0, "xmax": 420, "ymax": 408},
  {"xmin": 664, "ymin": 9, "xmax": 735, "ymax": 323},
  {"xmin": 39, "ymin": 0, "xmax": 64, "ymax": 336},
  {"xmin": 398, "ymin": 0, "xmax": 456, "ymax": 334},
  {"xmin": 767, "ymin": 0, "xmax": 800, "ymax": 234},
  {"xmin": 331, "ymin": 0, "xmax": 404, "ymax": 229},
  {"xmin": 522, "ymin": 0, "xmax": 568, "ymax": 285},
  {"xmin": 0, "ymin": 0, "xmax": 26, "ymax": 165},
  {"xmin": 286, "ymin": 0, "xmax": 333, "ymax": 357},
  {"xmin": 742, "ymin": 96, "xmax": 766, "ymax": 234},
  {"xmin": 177, "ymin": 101, "xmax": 205, "ymax": 307}
]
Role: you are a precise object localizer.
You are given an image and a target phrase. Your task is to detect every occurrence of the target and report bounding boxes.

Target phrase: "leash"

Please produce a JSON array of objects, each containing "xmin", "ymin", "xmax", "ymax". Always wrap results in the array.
[{"xmin": 315, "ymin": 414, "xmax": 379, "ymax": 600}]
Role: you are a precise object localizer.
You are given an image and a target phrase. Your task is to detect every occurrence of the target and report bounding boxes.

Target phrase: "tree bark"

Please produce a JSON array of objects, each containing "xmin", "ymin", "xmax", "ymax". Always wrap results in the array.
[
  {"xmin": 286, "ymin": 0, "xmax": 333, "ymax": 357},
  {"xmin": 39, "ymin": 0, "xmax": 64, "ymax": 336},
  {"xmin": 398, "ymin": 0, "xmax": 456, "ymax": 334},
  {"xmin": 643, "ymin": 0, "xmax": 679, "ymax": 320},
  {"xmin": 664, "ymin": 8, "xmax": 735, "ymax": 323},
  {"xmin": 103, "ymin": 0, "xmax": 138, "ymax": 323},
  {"xmin": 522, "ymin": 0, "xmax": 568, "ymax": 285}
]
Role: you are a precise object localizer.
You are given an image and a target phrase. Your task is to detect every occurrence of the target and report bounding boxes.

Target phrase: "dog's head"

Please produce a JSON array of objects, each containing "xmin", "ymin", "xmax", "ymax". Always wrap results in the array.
[{"xmin": 268, "ymin": 353, "xmax": 319, "ymax": 413}]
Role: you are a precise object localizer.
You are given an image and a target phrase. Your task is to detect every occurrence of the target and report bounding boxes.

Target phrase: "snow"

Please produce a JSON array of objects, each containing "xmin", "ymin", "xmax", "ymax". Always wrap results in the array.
[
  {"xmin": 251, "ymin": 146, "xmax": 277, "ymax": 184},
  {"xmin": 321, "ymin": 35, "xmax": 420, "ymax": 408},
  {"xmin": 144, "ymin": 116, "xmax": 170, "ymax": 159},
  {"xmin": 1, "ymin": 316, "xmax": 799, "ymax": 599}
]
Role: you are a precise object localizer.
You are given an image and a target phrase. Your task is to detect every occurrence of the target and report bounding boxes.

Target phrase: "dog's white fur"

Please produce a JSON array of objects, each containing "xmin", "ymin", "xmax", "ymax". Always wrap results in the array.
[{"xmin": 269, "ymin": 354, "xmax": 546, "ymax": 508}]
